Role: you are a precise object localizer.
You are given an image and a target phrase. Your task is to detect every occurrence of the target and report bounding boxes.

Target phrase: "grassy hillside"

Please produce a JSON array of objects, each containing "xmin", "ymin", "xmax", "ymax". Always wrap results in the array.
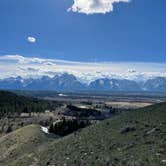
[
  {"xmin": 0, "ymin": 103, "xmax": 166, "ymax": 166},
  {"xmin": 0, "ymin": 91, "xmax": 61, "ymax": 117},
  {"xmin": 0, "ymin": 125, "xmax": 54, "ymax": 166}
]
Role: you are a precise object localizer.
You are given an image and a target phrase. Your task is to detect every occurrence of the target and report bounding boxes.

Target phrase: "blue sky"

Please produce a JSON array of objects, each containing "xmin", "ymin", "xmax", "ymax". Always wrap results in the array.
[{"xmin": 0, "ymin": 0, "xmax": 165, "ymax": 62}]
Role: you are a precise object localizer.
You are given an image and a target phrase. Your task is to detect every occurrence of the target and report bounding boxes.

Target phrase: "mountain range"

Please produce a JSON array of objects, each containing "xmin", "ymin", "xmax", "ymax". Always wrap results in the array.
[{"xmin": 0, "ymin": 73, "xmax": 166, "ymax": 92}]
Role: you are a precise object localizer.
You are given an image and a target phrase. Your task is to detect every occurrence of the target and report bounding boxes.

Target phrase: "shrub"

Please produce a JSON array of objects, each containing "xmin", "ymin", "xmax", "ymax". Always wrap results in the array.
[{"xmin": 49, "ymin": 117, "xmax": 90, "ymax": 136}]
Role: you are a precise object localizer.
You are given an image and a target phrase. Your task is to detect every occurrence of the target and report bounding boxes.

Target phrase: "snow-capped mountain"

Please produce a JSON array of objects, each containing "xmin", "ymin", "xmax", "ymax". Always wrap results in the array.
[
  {"xmin": 0, "ymin": 73, "xmax": 166, "ymax": 92},
  {"xmin": 89, "ymin": 78, "xmax": 141, "ymax": 91},
  {"xmin": 142, "ymin": 77, "xmax": 166, "ymax": 92},
  {"xmin": 0, "ymin": 74, "xmax": 86, "ymax": 91},
  {"xmin": 25, "ymin": 73, "xmax": 86, "ymax": 91}
]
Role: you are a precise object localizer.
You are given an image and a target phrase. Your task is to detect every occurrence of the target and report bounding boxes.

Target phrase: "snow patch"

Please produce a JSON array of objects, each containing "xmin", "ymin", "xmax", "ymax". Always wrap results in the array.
[
  {"xmin": 58, "ymin": 93, "xmax": 68, "ymax": 97},
  {"xmin": 99, "ymin": 80, "xmax": 104, "ymax": 85},
  {"xmin": 161, "ymin": 160, "xmax": 166, "ymax": 163},
  {"xmin": 41, "ymin": 126, "xmax": 49, "ymax": 134}
]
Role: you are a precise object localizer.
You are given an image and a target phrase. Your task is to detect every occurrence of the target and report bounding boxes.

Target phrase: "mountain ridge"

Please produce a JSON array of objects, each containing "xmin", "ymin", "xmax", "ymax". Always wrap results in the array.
[{"xmin": 0, "ymin": 74, "xmax": 166, "ymax": 92}]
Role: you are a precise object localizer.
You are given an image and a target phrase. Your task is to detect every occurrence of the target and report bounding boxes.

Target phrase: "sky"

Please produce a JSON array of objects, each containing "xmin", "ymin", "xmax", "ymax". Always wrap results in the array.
[
  {"xmin": 0, "ymin": 0, "xmax": 165, "ymax": 62},
  {"xmin": 0, "ymin": 0, "xmax": 166, "ymax": 80}
]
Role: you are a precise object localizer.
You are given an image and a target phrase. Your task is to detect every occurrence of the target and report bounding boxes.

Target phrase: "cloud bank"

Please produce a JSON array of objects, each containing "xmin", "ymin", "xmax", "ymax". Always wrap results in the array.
[
  {"xmin": 0, "ymin": 55, "xmax": 166, "ymax": 83},
  {"xmin": 68, "ymin": 0, "xmax": 130, "ymax": 14}
]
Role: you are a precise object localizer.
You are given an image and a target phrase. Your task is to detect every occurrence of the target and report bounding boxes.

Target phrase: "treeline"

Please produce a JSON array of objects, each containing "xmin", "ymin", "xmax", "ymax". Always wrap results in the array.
[
  {"xmin": 0, "ymin": 91, "xmax": 62, "ymax": 118},
  {"xmin": 49, "ymin": 118, "xmax": 90, "ymax": 136}
]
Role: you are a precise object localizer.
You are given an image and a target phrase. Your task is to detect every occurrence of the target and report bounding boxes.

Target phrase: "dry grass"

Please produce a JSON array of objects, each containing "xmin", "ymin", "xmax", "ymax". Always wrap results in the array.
[{"xmin": 105, "ymin": 101, "xmax": 153, "ymax": 109}]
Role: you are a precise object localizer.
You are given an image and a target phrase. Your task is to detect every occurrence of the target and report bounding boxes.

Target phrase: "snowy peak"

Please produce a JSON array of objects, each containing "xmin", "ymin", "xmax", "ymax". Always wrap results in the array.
[
  {"xmin": 143, "ymin": 77, "xmax": 166, "ymax": 92},
  {"xmin": 89, "ymin": 78, "xmax": 141, "ymax": 91}
]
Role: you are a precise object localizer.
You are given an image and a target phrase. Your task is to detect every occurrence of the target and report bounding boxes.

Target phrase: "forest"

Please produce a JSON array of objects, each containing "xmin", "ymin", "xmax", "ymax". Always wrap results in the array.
[{"xmin": 0, "ymin": 91, "xmax": 62, "ymax": 118}]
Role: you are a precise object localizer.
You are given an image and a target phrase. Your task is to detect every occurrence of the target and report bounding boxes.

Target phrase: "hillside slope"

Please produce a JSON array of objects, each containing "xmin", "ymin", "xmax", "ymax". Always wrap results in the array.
[
  {"xmin": 0, "ymin": 103, "xmax": 166, "ymax": 166},
  {"xmin": 0, "ymin": 125, "xmax": 54, "ymax": 166}
]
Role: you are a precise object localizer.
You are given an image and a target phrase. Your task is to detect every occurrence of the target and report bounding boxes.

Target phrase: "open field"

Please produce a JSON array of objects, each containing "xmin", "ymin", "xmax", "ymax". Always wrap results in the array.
[
  {"xmin": 13, "ymin": 90, "xmax": 166, "ymax": 110},
  {"xmin": 105, "ymin": 101, "xmax": 152, "ymax": 109}
]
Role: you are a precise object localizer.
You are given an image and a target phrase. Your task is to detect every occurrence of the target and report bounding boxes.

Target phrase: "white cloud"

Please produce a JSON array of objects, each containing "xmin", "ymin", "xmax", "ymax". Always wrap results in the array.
[
  {"xmin": 0, "ymin": 55, "xmax": 166, "ymax": 83},
  {"xmin": 27, "ymin": 36, "xmax": 36, "ymax": 43},
  {"xmin": 68, "ymin": 0, "xmax": 130, "ymax": 14}
]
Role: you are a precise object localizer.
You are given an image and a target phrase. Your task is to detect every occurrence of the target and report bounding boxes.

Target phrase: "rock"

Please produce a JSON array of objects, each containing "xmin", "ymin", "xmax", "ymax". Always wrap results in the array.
[
  {"xmin": 161, "ymin": 160, "xmax": 166, "ymax": 164},
  {"xmin": 120, "ymin": 126, "xmax": 136, "ymax": 134},
  {"xmin": 123, "ymin": 142, "xmax": 135, "ymax": 150},
  {"xmin": 146, "ymin": 128, "xmax": 160, "ymax": 135}
]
